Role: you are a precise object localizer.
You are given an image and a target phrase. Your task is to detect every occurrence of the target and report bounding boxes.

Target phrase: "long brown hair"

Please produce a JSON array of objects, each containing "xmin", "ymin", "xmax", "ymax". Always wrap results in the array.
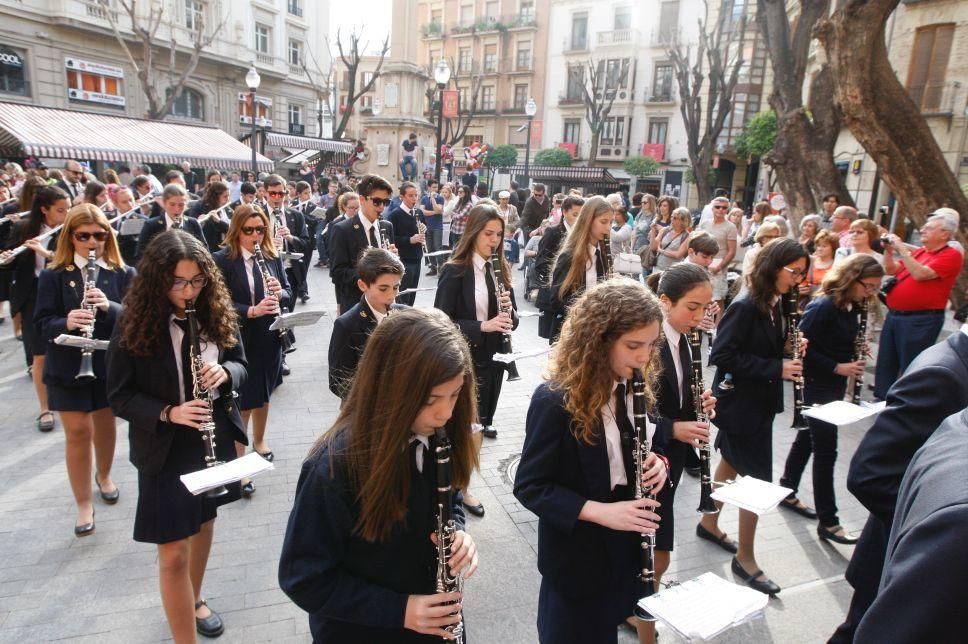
[
  {"xmin": 313, "ymin": 308, "xmax": 479, "ymax": 542},
  {"xmin": 819, "ymin": 253, "xmax": 884, "ymax": 309},
  {"xmin": 547, "ymin": 278, "xmax": 663, "ymax": 445},
  {"xmin": 446, "ymin": 200, "xmax": 511, "ymax": 288},
  {"xmin": 221, "ymin": 205, "xmax": 278, "ymax": 259},
  {"xmin": 49, "ymin": 204, "xmax": 125, "ymax": 270},
  {"xmin": 118, "ymin": 230, "xmax": 238, "ymax": 356},
  {"xmin": 554, "ymin": 195, "xmax": 613, "ymax": 299},
  {"xmin": 746, "ymin": 238, "xmax": 810, "ymax": 315}
]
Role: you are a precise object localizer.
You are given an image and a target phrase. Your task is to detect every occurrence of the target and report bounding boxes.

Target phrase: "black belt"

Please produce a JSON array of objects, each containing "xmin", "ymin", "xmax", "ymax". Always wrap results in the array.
[{"xmin": 889, "ymin": 309, "xmax": 945, "ymax": 316}]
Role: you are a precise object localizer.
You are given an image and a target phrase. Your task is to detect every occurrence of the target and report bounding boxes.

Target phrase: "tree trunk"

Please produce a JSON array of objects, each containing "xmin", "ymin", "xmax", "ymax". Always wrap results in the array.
[
  {"xmin": 588, "ymin": 131, "xmax": 600, "ymax": 166},
  {"xmin": 817, "ymin": 0, "xmax": 968, "ymax": 306}
]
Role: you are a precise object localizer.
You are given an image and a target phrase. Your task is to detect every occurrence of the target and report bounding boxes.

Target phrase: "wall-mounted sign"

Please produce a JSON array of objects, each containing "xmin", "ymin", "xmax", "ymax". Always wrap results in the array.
[
  {"xmin": 65, "ymin": 57, "xmax": 123, "ymax": 78},
  {"xmin": 0, "ymin": 50, "xmax": 23, "ymax": 67},
  {"xmin": 442, "ymin": 90, "xmax": 459, "ymax": 119},
  {"xmin": 377, "ymin": 143, "xmax": 390, "ymax": 166},
  {"xmin": 384, "ymin": 83, "xmax": 399, "ymax": 108},
  {"xmin": 67, "ymin": 88, "xmax": 124, "ymax": 106}
]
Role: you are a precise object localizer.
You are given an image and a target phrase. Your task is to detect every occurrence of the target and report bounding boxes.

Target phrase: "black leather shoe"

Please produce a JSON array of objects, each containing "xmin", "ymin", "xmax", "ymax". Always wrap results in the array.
[
  {"xmin": 241, "ymin": 482, "xmax": 255, "ymax": 498},
  {"xmin": 195, "ymin": 599, "xmax": 224, "ymax": 638},
  {"xmin": 779, "ymin": 497, "xmax": 818, "ymax": 519},
  {"xmin": 281, "ymin": 361, "xmax": 291, "ymax": 376},
  {"xmin": 300, "ymin": 294, "xmax": 310, "ymax": 303},
  {"xmin": 95, "ymin": 475, "xmax": 119, "ymax": 504},
  {"xmin": 462, "ymin": 500, "xmax": 485, "ymax": 517},
  {"xmin": 481, "ymin": 426, "xmax": 498, "ymax": 439},
  {"xmin": 255, "ymin": 450, "xmax": 274, "ymax": 463},
  {"xmin": 74, "ymin": 510, "xmax": 95, "ymax": 537},
  {"xmin": 818, "ymin": 525, "xmax": 859, "ymax": 545},
  {"xmin": 695, "ymin": 523, "xmax": 738, "ymax": 553},
  {"xmin": 731, "ymin": 557, "xmax": 781, "ymax": 596}
]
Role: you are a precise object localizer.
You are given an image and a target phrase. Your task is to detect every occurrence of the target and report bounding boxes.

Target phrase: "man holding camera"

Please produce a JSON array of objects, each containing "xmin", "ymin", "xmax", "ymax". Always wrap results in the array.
[{"xmin": 874, "ymin": 212, "xmax": 961, "ymax": 399}]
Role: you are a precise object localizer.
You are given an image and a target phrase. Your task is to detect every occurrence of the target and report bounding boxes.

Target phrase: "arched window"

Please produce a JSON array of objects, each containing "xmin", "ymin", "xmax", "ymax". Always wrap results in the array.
[{"xmin": 168, "ymin": 87, "xmax": 204, "ymax": 120}]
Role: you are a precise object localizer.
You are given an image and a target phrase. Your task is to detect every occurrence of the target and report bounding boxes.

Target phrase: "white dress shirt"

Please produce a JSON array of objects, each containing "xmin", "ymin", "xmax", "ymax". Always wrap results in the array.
[
  {"xmin": 169, "ymin": 314, "xmax": 219, "ymax": 404},
  {"xmin": 164, "ymin": 213, "xmax": 182, "ymax": 230},
  {"xmin": 364, "ymin": 294, "xmax": 388, "ymax": 324},
  {"xmin": 601, "ymin": 380, "xmax": 657, "ymax": 490},
  {"xmin": 34, "ymin": 224, "xmax": 52, "ymax": 277},
  {"xmin": 472, "ymin": 253, "xmax": 490, "ymax": 323},
  {"xmin": 360, "ymin": 214, "xmax": 382, "ymax": 247},
  {"xmin": 584, "ymin": 243, "xmax": 599, "ymax": 290},
  {"xmin": 241, "ymin": 248, "xmax": 258, "ymax": 304},
  {"xmin": 409, "ymin": 433, "xmax": 430, "ymax": 473},
  {"xmin": 662, "ymin": 320, "xmax": 686, "ymax": 406}
]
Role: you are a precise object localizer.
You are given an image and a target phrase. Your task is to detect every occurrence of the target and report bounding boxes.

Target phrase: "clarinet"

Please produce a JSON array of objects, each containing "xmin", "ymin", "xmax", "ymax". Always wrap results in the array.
[
  {"xmin": 253, "ymin": 242, "xmax": 296, "ymax": 354},
  {"xmin": 433, "ymin": 427, "xmax": 465, "ymax": 644},
  {"xmin": 851, "ymin": 298, "xmax": 869, "ymax": 405},
  {"xmin": 597, "ymin": 236, "xmax": 614, "ymax": 281},
  {"xmin": 184, "ymin": 300, "xmax": 229, "ymax": 498},
  {"xmin": 631, "ymin": 369, "xmax": 658, "ymax": 621},
  {"xmin": 689, "ymin": 330, "xmax": 718, "ymax": 514},
  {"xmin": 785, "ymin": 292, "xmax": 809, "ymax": 430},
  {"xmin": 489, "ymin": 250, "xmax": 520, "ymax": 382},
  {"xmin": 74, "ymin": 250, "xmax": 98, "ymax": 381}
]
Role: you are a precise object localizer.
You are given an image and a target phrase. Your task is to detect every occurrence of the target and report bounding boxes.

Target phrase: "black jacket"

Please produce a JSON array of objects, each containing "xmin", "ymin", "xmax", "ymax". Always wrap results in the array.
[
  {"xmin": 328, "ymin": 296, "xmax": 407, "ymax": 398},
  {"xmin": 328, "ymin": 214, "xmax": 395, "ymax": 312},
  {"xmin": 2, "ymin": 220, "xmax": 60, "ymax": 314},
  {"xmin": 799, "ymin": 295, "xmax": 859, "ymax": 392},
  {"xmin": 534, "ymin": 220, "xmax": 567, "ymax": 287},
  {"xmin": 135, "ymin": 215, "xmax": 205, "ymax": 260},
  {"xmin": 268, "ymin": 205, "xmax": 311, "ymax": 255},
  {"xmin": 385, "ymin": 205, "xmax": 425, "ymax": 261}
]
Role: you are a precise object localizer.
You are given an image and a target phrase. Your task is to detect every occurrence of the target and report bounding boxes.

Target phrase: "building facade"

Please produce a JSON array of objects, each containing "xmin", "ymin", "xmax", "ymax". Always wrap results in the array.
[{"xmin": 0, "ymin": 0, "xmax": 331, "ymax": 168}]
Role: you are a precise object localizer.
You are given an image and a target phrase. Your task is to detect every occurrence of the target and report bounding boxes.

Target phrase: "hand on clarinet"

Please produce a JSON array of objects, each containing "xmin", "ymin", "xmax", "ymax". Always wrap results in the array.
[
  {"xmin": 168, "ymin": 399, "xmax": 211, "ymax": 428},
  {"xmin": 835, "ymin": 360, "xmax": 866, "ymax": 379},
  {"xmin": 642, "ymin": 452, "xmax": 667, "ymax": 493},
  {"xmin": 265, "ymin": 276, "xmax": 282, "ymax": 297},
  {"xmin": 583, "ymin": 497, "xmax": 661, "ymax": 534},
  {"xmin": 404, "ymin": 592, "xmax": 463, "ymax": 640},
  {"xmin": 198, "ymin": 362, "xmax": 228, "ymax": 390},
  {"xmin": 782, "ymin": 358, "xmax": 803, "ymax": 382},
  {"xmin": 430, "ymin": 530, "xmax": 478, "ymax": 579},
  {"xmin": 700, "ymin": 388, "xmax": 717, "ymax": 419},
  {"xmin": 251, "ymin": 296, "xmax": 281, "ymax": 317},
  {"xmin": 84, "ymin": 287, "xmax": 110, "ymax": 312},
  {"xmin": 673, "ymin": 420, "xmax": 710, "ymax": 448},
  {"xmin": 66, "ymin": 307, "xmax": 96, "ymax": 332},
  {"xmin": 482, "ymin": 311, "xmax": 513, "ymax": 333}
]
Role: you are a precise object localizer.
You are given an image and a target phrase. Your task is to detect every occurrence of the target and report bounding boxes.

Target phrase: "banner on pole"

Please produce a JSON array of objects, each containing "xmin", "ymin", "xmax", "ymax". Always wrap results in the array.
[{"xmin": 442, "ymin": 90, "xmax": 459, "ymax": 119}]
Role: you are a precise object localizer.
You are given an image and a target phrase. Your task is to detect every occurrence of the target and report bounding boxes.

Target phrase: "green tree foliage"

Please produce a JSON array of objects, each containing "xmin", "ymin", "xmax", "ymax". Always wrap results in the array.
[
  {"xmin": 734, "ymin": 110, "xmax": 777, "ymax": 159},
  {"xmin": 484, "ymin": 144, "xmax": 518, "ymax": 168},
  {"xmin": 685, "ymin": 165, "xmax": 716, "ymax": 186},
  {"xmin": 533, "ymin": 148, "xmax": 573, "ymax": 167},
  {"xmin": 623, "ymin": 156, "xmax": 661, "ymax": 177}
]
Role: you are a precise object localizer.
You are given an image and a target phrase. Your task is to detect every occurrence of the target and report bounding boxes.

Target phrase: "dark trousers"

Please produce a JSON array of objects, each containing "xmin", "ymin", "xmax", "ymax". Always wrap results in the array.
[
  {"xmin": 286, "ymin": 264, "xmax": 308, "ymax": 299},
  {"xmin": 425, "ymin": 229, "xmax": 443, "ymax": 271},
  {"xmin": 873, "ymin": 310, "xmax": 944, "ymax": 399},
  {"xmin": 780, "ymin": 383, "xmax": 844, "ymax": 527},
  {"xmin": 474, "ymin": 355, "xmax": 504, "ymax": 426},
  {"xmin": 828, "ymin": 518, "xmax": 888, "ymax": 644},
  {"xmin": 303, "ymin": 221, "xmax": 317, "ymax": 272},
  {"xmin": 399, "ymin": 259, "xmax": 421, "ymax": 306}
]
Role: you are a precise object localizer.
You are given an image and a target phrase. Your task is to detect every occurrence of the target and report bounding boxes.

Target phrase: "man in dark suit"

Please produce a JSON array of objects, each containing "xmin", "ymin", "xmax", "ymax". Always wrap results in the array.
[
  {"xmin": 328, "ymin": 175, "xmax": 395, "ymax": 314},
  {"xmin": 829, "ymin": 326, "xmax": 968, "ymax": 643},
  {"xmin": 327, "ymin": 248, "xmax": 406, "ymax": 399},
  {"xmin": 54, "ymin": 160, "xmax": 86, "ymax": 202},
  {"xmin": 534, "ymin": 195, "xmax": 584, "ymax": 339},
  {"xmin": 520, "ymin": 182, "xmax": 551, "ymax": 239},
  {"xmin": 854, "ymin": 406, "xmax": 968, "ymax": 642},
  {"xmin": 384, "ymin": 181, "xmax": 425, "ymax": 306},
  {"xmin": 293, "ymin": 180, "xmax": 323, "ymax": 281},
  {"xmin": 264, "ymin": 174, "xmax": 312, "ymax": 304},
  {"xmin": 135, "ymin": 184, "xmax": 205, "ymax": 260}
]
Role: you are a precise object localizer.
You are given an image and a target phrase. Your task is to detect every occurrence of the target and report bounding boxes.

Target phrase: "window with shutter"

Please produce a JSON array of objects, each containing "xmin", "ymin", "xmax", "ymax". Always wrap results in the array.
[{"xmin": 906, "ymin": 24, "xmax": 954, "ymax": 112}]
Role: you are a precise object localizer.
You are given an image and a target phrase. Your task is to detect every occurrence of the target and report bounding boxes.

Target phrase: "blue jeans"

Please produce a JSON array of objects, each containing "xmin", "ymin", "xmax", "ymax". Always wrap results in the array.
[
  {"xmin": 399, "ymin": 155, "xmax": 417, "ymax": 180},
  {"xmin": 316, "ymin": 225, "xmax": 328, "ymax": 264},
  {"xmin": 425, "ymin": 228, "xmax": 443, "ymax": 270},
  {"xmin": 873, "ymin": 310, "xmax": 945, "ymax": 399}
]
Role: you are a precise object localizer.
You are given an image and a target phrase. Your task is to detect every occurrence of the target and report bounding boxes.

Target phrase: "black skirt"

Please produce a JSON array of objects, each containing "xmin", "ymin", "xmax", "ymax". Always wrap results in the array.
[
  {"xmin": 715, "ymin": 416, "xmax": 775, "ymax": 481},
  {"xmin": 237, "ymin": 323, "xmax": 283, "ymax": 410},
  {"xmin": 47, "ymin": 379, "xmax": 109, "ymax": 413},
  {"xmin": 654, "ymin": 439, "xmax": 692, "ymax": 551},
  {"xmin": 133, "ymin": 421, "xmax": 241, "ymax": 544}
]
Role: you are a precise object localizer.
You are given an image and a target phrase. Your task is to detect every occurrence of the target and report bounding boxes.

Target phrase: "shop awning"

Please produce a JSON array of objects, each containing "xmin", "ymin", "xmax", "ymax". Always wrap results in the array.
[
  {"xmin": 0, "ymin": 102, "xmax": 274, "ymax": 171},
  {"xmin": 262, "ymin": 132, "xmax": 354, "ymax": 154},
  {"xmin": 502, "ymin": 165, "xmax": 623, "ymax": 189}
]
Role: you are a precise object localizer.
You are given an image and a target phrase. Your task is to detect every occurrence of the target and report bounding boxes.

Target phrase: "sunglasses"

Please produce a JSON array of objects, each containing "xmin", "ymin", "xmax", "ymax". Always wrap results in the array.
[
  {"xmin": 170, "ymin": 276, "xmax": 208, "ymax": 291},
  {"xmin": 242, "ymin": 226, "xmax": 267, "ymax": 235},
  {"xmin": 266, "ymin": 190, "xmax": 286, "ymax": 197},
  {"xmin": 366, "ymin": 196, "xmax": 390, "ymax": 207},
  {"xmin": 713, "ymin": 205, "xmax": 728, "ymax": 210},
  {"xmin": 73, "ymin": 231, "xmax": 109, "ymax": 242}
]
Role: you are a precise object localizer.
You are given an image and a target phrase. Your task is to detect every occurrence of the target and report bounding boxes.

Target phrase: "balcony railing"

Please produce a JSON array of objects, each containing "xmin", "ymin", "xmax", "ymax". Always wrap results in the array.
[
  {"xmin": 650, "ymin": 28, "xmax": 679, "ymax": 47},
  {"xmin": 598, "ymin": 29, "xmax": 639, "ymax": 45},
  {"xmin": 501, "ymin": 100, "xmax": 527, "ymax": 114},
  {"xmin": 421, "ymin": 21, "xmax": 443, "ymax": 38},
  {"xmin": 287, "ymin": 1, "xmax": 303, "ymax": 17},
  {"xmin": 255, "ymin": 52, "xmax": 274, "ymax": 65},
  {"xmin": 563, "ymin": 37, "xmax": 589, "ymax": 53},
  {"xmin": 455, "ymin": 60, "xmax": 480, "ymax": 76},
  {"xmin": 558, "ymin": 94, "xmax": 584, "ymax": 106},
  {"xmin": 84, "ymin": 0, "xmax": 117, "ymax": 20},
  {"xmin": 288, "ymin": 123, "xmax": 305, "ymax": 135},
  {"xmin": 643, "ymin": 86, "xmax": 675, "ymax": 103},
  {"xmin": 447, "ymin": 13, "xmax": 538, "ymax": 36},
  {"xmin": 502, "ymin": 59, "xmax": 533, "ymax": 73}
]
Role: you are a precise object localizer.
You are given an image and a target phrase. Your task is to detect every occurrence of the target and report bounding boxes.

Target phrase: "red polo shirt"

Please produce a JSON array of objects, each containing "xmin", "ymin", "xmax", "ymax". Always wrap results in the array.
[{"xmin": 887, "ymin": 245, "xmax": 962, "ymax": 311}]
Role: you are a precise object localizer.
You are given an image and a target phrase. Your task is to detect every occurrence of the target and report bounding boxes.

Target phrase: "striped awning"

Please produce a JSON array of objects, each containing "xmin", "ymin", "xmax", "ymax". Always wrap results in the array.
[
  {"xmin": 262, "ymin": 132, "xmax": 354, "ymax": 154},
  {"xmin": 0, "ymin": 102, "xmax": 274, "ymax": 171}
]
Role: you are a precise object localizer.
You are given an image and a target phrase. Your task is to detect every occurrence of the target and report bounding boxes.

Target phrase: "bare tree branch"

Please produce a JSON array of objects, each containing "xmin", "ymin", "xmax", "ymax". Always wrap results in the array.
[
  {"xmin": 567, "ymin": 57, "xmax": 630, "ymax": 163},
  {"xmin": 331, "ymin": 29, "xmax": 390, "ymax": 140}
]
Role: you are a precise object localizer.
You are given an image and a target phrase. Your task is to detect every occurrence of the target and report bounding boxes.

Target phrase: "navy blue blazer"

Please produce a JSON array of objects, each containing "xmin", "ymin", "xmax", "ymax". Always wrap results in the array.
[
  {"xmin": 652, "ymin": 335, "xmax": 695, "ymax": 451},
  {"xmin": 433, "ymin": 261, "xmax": 519, "ymax": 363},
  {"xmin": 212, "ymin": 248, "xmax": 292, "ymax": 346},
  {"xmin": 328, "ymin": 214, "xmax": 395, "ymax": 312},
  {"xmin": 135, "ymin": 216, "xmax": 205, "ymax": 261},
  {"xmin": 2, "ymin": 221, "xmax": 60, "ymax": 314},
  {"xmin": 843, "ymin": 331, "xmax": 968, "ymax": 598},
  {"xmin": 106, "ymin": 315, "xmax": 248, "ymax": 477},
  {"xmin": 34, "ymin": 263, "xmax": 135, "ymax": 386},
  {"xmin": 328, "ymin": 296, "xmax": 408, "ymax": 398},
  {"xmin": 385, "ymin": 205, "xmax": 425, "ymax": 261},
  {"xmin": 799, "ymin": 295, "xmax": 858, "ymax": 392},
  {"xmin": 708, "ymin": 294, "xmax": 784, "ymax": 434},
  {"xmin": 514, "ymin": 383, "xmax": 662, "ymax": 599},
  {"xmin": 855, "ymin": 407, "xmax": 968, "ymax": 642}
]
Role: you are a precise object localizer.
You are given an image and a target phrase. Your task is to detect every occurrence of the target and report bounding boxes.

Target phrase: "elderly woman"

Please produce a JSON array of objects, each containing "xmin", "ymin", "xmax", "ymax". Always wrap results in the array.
[
  {"xmin": 799, "ymin": 214, "xmax": 822, "ymax": 254},
  {"xmin": 836, "ymin": 218, "xmax": 883, "ymax": 266},
  {"xmin": 806, "ymin": 228, "xmax": 839, "ymax": 294},
  {"xmin": 497, "ymin": 190, "xmax": 520, "ymax": 230},
  {"xmin": 740, "ymin": 220, "xmax": 783, "ymax": 280},
  {"xmin": 653, "ymin": 206, "xmax": 692, "ymax": 271}
]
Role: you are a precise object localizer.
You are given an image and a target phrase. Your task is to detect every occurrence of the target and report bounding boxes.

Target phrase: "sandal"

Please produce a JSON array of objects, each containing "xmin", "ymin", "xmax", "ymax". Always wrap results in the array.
[{"xmin": 37, "ymin": 411, "xmax": 55, "ymax": 432}]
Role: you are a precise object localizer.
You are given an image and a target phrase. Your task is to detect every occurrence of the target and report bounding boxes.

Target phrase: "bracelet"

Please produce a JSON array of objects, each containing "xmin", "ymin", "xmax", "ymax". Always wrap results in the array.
[
  {"xmin": 655, "ymin": 453, "xmax": 671, "ymax": 473},
  {"xmin": 161, "ymin": 404, "xmax": 172, "ymax": 423}
]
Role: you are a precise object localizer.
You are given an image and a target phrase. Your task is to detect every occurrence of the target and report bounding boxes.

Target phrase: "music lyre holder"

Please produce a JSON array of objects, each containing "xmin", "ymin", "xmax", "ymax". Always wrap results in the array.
[
  {"xmin": 268, "ymin": 310, "xmax": 326, "ymax": 332},
  {"xmin": 54, "ymin": 334, "xmax": 110, "ymax": 352}
]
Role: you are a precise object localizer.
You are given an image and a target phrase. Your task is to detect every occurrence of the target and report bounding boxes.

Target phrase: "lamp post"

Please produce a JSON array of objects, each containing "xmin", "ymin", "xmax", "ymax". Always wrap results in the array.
[
  {"xmin": 245, "ymin": 63, "xmax": 261, "ymax": 177},
  {"xmin": 523, "ymin": 97, "xmax": 537, "ymax": 188},
  {"xmin": 433, "ymin": 59, "xmax": 451, "ymax": 184}
]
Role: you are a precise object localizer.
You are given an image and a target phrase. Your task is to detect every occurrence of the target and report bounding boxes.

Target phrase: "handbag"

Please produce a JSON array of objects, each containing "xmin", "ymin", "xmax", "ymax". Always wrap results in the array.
[{"xmin": 614, "ymin": 252, "xmax": 642, "ymax": 275}]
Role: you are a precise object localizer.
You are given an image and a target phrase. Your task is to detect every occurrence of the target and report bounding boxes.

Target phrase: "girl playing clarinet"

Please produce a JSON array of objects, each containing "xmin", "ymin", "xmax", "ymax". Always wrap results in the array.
[
  {"xmin": 514, "ymin": 278, "xmax": 669, "ymax": 644},
  {"xmin": 280, "ymin": 307, "xmax": 480, "ymax": 642},
  {"xmin": 106, "ymin": 230, "xmax": 247, "ymax": 640},
  {"xmin": 435, "ymin": 201, "xmax": 519, "ymax": 517},
  {"xmin": 213, "ymin": 205, "xmax": 291, "ymax": 497},
  {"xmin": 35, "ymin": 204, "xmax": 135, "ymax": 536}
]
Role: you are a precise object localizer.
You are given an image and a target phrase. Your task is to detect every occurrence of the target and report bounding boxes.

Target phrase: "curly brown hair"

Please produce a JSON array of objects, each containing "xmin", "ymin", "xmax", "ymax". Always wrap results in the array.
[
  {"xmin": 119, "ymin": 230, "xmax": 238, "ymax": 356},
  {"xmin": 547, "ymin": 278, "xmax": 664, "ymax": 445}
]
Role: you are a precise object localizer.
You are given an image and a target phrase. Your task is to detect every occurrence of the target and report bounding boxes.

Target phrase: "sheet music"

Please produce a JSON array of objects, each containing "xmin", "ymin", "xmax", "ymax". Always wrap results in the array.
[
  {"xmin": 180, "ymin": 452, "xmax": 274, "ymax": 496},
  {"xmin": 119, "ymin": 218, "xmax": 145, "ymax": 235},
  {"xmin": 268, "ymin": 310, "xmax": 327, "ymax": 331},
  {"xmin": 711, "ymin": 476, "xmax": 792, "ymax": 515},
  {"xmin": 639, "ymin": 573, "xmax": 768, "ymax": 641},
  {"xmin": 424, "ymin": 249, "xmax": 453, "ymax": 258},
  {"xmin": 397, "ymin": 286, "xmax": 438, "ymax": 296},
  {"xmin": 803, "ymin": 400, "xmax": 884, "ymax": 426},
  {"xmin": 492, "ymin": 347, "xmax": 551, "ymax": 364},
  {"xmin": 54, "ymin": 334, "xmax": 110, "ymax": 351},
  {"xmin": 516, "ymin": 310, "xmax": 541, "ymax": 318}
]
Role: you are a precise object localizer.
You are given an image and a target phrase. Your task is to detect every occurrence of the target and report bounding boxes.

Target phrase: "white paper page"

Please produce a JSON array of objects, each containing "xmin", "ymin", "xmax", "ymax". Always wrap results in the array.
[
  {"xmin": 268, "ymin": 310, "xmax": 327, "ymax": 331},
  {"xmin": 803, "ymin": 400, "xmax": 882, "ymax": 426},
  {"xmin": 180, "ymin": 452, "xmax": 274, "ymax": 495},
  {"xmin": 54, "ymin": 334, "xmax": 110, "ymax": 351},
  {"xmin": 492, "ymin": 347, "xmax": 551, "ymax": 364},
  {"xmin": 119, "ymin": 218, "xmax": 145, "ymax": 235},
  {"xmin": 711, "ymin": 476, "xmax": 792, "ymax": 515}
]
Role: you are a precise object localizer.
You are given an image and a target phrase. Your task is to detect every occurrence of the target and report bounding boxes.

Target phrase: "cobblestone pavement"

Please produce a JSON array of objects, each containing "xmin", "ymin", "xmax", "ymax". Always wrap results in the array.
[{"xmin": 0, "ymin": 262, "xmax": 959, "ymax": 643}]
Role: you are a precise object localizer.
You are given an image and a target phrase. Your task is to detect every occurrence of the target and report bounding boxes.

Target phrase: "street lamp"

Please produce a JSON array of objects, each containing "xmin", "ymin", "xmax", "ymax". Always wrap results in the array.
[
  {"xmin": 433, "ymin": 59, "xmax": 451, "ymax": 184},
  {"xmin": 524, "ymin": 97, "xmax": 537, "ymax": 188},
  {"xmin": 245, "ymin": 63, "xmax": 261, "ymax": 177}
]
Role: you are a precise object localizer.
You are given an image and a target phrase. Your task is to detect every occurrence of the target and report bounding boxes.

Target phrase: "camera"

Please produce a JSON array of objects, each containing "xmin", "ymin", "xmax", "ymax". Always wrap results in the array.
[{"xmin": 880, "ymin": 236, "xmax": 892, "ymax": 245}]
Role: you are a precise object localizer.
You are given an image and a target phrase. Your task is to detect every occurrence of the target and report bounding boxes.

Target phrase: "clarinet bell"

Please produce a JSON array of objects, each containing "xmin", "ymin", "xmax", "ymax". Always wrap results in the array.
[
  {"xmin": 634, "ymin": 603, "xmax": 657, "ymax": 622},
  {"xmin": 205, "ymin": 484, "xmax": 229, "ymax": 499},
  {"xmin": 280, "ymin": 330, "xmax": 296, "ymax": 354},
  {"xmin": 75, "ymin": 353, "xmax": 96, "ymax": 382},
  {"xmin": 505, "ymin": 360, "xmax": 521, "ymax": 382}
]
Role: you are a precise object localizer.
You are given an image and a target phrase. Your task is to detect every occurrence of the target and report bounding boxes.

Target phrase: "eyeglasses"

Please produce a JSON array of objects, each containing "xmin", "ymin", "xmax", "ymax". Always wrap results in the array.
[
  {"xmin": 782, "ymin": 266, "xmax": 808, "ymax": 278},
  {"xmin": 713, "ymin": 205, "xmax": 728, "ymax": 210},
  {"xmin": 859, "ymin": 281, "xmax": 880, "ymax": 293},
  {"xmin": 170, "ymin": 276, "xmax": 208, "ymax": 291},
  {"xmin": 366, "ymin": 196, "xmax": 390, "ymax": 207},
  {"xmin": 73, "ymin": 231, "xmax": 109, "ymax": 242},
  {"xmin": 266, "ymin": 190, "xmax": 286, "ymax": 197},
  {"xmin": 241, "ymin": 226, "xmax": 267, "ymax": 235}
]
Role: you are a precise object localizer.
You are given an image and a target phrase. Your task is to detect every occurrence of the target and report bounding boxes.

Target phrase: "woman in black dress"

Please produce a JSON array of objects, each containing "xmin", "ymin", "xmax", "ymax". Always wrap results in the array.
[
  {"xmin": 697, "ymin": 238, "xmax": 809, "ymax": 596},
  {"xmin": 1, "ymin": 175, "xmax": 46, "ymax": 334},
  {"xmin": 189, "ymin": 181, "xmax": 232, "ymax": 253},
  {"xmin": 106, "ymin": 230, "xmax": 247, "ymax": 640},
  {"xmin": 35, "ymin": 204, "xmax": 135, "ymax": 535},
  {"xmin": 213, "ymin": 204, "xmax": 290, "ymax": 495},
  {"xmin": 1, "ymin": 185, "xmax": 71, "ymax": 431}
]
